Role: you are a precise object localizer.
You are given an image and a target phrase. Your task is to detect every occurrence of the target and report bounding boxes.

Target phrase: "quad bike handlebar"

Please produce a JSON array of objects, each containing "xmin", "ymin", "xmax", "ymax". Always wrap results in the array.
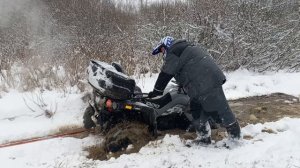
[{"xmin": 133, "ymin": 92, "xmax": 150, "ymax": 99}]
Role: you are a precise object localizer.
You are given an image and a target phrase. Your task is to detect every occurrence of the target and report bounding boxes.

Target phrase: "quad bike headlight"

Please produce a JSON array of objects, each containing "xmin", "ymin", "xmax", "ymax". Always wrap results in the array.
[{"xmin": 112, "ymin": 102, "xmax": 118, "ymax": 110}]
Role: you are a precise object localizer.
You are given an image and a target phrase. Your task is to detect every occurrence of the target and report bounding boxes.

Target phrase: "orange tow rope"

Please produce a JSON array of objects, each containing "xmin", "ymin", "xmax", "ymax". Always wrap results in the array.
[{"xmin": 0, "ymin": 128, "xmax": 88, "ymax": 149}]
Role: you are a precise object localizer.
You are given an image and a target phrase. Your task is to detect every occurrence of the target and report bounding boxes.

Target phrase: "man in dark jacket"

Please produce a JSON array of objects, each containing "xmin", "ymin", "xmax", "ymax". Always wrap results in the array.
[{"xmin": 149, "ymin": 36, "xmax": 241, "ymax": 144}]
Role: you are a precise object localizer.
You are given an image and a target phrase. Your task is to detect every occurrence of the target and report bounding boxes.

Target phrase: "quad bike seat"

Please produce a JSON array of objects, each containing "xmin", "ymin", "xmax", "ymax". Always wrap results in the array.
[{"xmin": 145, "ymin": 93, "xmax": 172, "ymax": 109}]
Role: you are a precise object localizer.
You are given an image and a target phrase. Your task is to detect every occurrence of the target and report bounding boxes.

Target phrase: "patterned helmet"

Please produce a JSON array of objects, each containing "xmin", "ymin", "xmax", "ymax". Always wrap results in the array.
[{"xmin": 152, "ymin": 36, "xmax": 174, "ymax": 55}]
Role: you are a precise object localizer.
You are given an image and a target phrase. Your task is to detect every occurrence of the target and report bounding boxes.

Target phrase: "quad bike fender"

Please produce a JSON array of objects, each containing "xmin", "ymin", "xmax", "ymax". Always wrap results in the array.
[{"xmin": 155, "ymin": 91, "xmax": 190, "ymax": 117}]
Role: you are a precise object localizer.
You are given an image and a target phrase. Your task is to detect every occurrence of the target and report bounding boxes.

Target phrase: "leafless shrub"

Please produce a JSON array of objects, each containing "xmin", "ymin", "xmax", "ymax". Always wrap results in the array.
[
  {"xmin": 0, "ymin": 0, "xmax": 299, "ymax": 91},
  {"xmin": 23, "ymin": 91, "xmax": 57, "ymax": 118}
]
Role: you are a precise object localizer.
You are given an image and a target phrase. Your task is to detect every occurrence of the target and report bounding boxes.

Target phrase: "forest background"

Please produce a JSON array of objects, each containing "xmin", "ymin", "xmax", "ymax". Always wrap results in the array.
[{"xmin": 0, "ymin": 0, "xmax": 299, "ymax": 91}]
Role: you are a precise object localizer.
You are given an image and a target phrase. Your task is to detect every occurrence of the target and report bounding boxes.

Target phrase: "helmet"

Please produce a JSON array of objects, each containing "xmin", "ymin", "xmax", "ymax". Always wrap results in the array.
[{"xmin": 152, "ymin": 36, "xmax": 174, "ymax": 55}]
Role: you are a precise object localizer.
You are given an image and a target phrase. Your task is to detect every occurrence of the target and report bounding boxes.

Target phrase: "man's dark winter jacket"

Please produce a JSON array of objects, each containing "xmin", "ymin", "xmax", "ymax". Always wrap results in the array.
[{"xmin": 154, "ymin": 40, "xmax": 226, "ymax": 99}]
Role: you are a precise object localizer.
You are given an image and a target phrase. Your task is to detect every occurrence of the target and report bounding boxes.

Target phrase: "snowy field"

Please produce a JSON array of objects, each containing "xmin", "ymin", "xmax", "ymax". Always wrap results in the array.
[{"xmin": 1, "ymin": 69, "xmax": 300, "ymax": 168}]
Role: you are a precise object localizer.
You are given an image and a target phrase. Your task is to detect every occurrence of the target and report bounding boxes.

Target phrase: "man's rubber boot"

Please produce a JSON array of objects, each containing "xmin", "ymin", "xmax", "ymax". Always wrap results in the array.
[
  {"xmin": 194, "ymin": 121, "xmax": 212, "ymax": 145},
  {"xmin": 208, "ymin": 117, "xmax": 218, "ymax": 129},
  {"xmin": 226, "ymin": 121, "xmax": 241, "ymax": 139}
]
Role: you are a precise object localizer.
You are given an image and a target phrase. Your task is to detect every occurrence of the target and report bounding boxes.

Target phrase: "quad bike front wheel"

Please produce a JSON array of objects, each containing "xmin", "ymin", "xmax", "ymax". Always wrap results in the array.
[
  {"xmin": 103, "ymin": 122, "xmax": 153, "ymax": 153},
  {"xmin": 83, "ymin": 105, "xmax": 96, "ymax": 129}
]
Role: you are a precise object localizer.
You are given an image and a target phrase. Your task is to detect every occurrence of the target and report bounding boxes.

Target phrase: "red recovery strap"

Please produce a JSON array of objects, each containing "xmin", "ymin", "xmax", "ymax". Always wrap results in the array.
[{"xmin": 0, "ymin": 128, "xmax": 88, "ymax": 149}]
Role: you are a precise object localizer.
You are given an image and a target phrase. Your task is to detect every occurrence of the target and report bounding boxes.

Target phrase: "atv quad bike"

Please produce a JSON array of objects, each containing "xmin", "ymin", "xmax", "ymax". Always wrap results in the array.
[{"xmin": 83, "ymin": 60, "xmax": 194, "ymax": 135}]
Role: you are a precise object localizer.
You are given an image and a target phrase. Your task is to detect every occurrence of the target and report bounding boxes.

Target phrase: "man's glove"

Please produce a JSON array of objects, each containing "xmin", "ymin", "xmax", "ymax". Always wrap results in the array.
[
  {"xmin": 148, "ymin": 89, "xmax": 163, "ymax": 98},
  {"xmin": 148, "ymin": 71, "xmax": 173, "ymax": 98}
]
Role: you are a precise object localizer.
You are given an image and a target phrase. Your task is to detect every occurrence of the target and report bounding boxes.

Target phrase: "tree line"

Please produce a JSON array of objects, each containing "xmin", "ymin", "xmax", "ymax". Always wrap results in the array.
[{"xmin": 0, "ymin": 0, "xmax": 299, "ymax": 90}]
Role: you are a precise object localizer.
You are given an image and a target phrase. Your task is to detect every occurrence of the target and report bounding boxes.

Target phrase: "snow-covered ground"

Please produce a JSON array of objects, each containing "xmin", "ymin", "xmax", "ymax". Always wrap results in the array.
[{"xmin": 1, "ymin": 69, "xmax": 300, "ymax": 168}]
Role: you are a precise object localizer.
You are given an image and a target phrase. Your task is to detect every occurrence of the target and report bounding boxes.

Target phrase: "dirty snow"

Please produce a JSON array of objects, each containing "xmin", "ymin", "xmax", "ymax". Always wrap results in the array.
[{"xmin": 1, "ymin": 69, "xmax": 300, "ymax": 168}]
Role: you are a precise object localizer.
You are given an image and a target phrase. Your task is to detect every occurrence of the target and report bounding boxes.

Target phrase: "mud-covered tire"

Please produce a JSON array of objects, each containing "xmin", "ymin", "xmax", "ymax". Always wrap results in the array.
[
  {"xmin": 83, "ymin": 106, "xmax": 96, "ymax": 129},
  {"xmin": 104, "ymin": 122, "xmax": 152, "ymax": 153}
]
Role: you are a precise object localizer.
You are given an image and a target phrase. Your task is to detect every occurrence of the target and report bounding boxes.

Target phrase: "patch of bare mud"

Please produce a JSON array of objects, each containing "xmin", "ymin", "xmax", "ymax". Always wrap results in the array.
[
  {"xmin": 85, "ymin": 93, "xmax": 300, "ymax": 160},
  {"xmin": 86, "ymin": 122, "xmax": 154, "ymax": 160},
  {"xmin": 230, "ymin": 92, "xmax": 300, "ymax": 127}
]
